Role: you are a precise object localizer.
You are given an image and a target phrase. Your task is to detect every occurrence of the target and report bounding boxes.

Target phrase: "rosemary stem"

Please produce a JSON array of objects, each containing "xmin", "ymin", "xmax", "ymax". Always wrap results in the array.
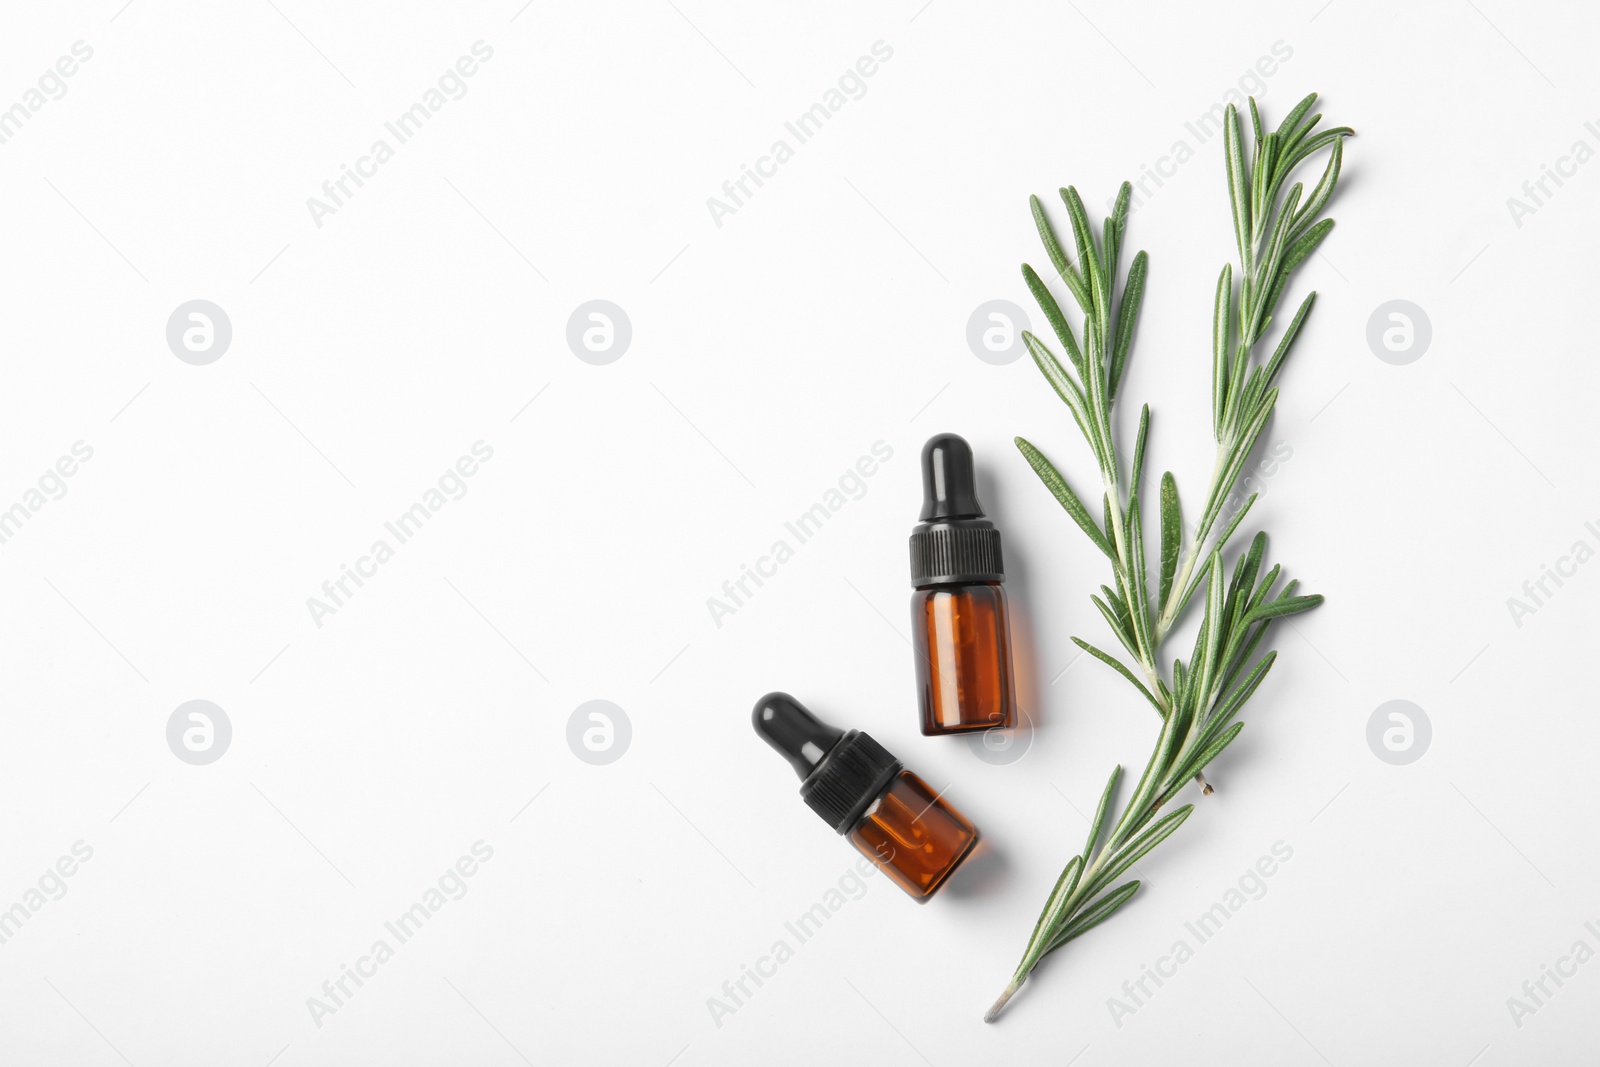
[
  {"xmin": 1100, "ymin": 473, "xmax": 1160, "ymax": 685},
  {"xmin": 984, "ymin": 979, "xmax": 1023, "ymax": 1023},
  {"xmin": 1102, "ymin": 466, "xmax": 1215, "ymax": 797}
]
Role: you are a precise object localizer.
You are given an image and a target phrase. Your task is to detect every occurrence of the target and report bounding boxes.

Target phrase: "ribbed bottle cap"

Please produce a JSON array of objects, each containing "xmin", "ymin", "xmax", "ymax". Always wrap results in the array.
[
  {"xmin": 799, "ymin": 731, "xmax": 901, "ymax": 832},
  {"xmin": 752, "ymin": 693, "xmax": 903, "ymax": 834},
  {"xmin": 910, "ymin": 433, "xmax": 1005, "ymax": 586}
]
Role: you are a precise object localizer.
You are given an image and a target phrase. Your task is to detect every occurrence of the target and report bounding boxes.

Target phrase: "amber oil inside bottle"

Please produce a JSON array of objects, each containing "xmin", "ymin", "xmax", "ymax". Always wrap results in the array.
[
  {"xmin": 848, "ymin": 769, "xmax": 979, "ymax": 901},
  {"xmin": 912, "ymin": 581, "xmax": 1016, "ymax": 735}
]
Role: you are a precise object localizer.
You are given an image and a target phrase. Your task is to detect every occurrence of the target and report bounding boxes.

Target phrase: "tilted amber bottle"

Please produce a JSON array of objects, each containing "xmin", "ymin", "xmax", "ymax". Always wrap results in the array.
[
  {"xmin": 909, "ymin": 433, "xmax": 1017, "ymax": 735},
  {"xmin": 752, "ymin": 692, "xmax": 979, "ymax": 901}
]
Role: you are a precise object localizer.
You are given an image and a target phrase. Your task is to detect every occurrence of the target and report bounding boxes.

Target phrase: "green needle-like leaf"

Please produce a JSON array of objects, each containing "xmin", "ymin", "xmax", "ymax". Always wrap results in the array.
[
  {"xmin": 1248, "ymin": 593, "xmax": 1325, "ymax": 622},
  {"xmin": 1031, "ymin": 193, "xmax": 1090, "ymax": 312},
  {"xmin": 1263, "ymin": 290, "xmax": 1316, "ymax": 387},
  {"xmin": 1208, "ymin": 651, "xmax": 1276, "ymax": 740},
  {"xmin": 1089, "ymin": 596, "xmax": 1141, "ymax": 661},
  {"xmin": 1083, "ymin": 804, "xmax": 1194, "ymax": 900},
  {"xmin": 1084, "ymin": 764, "xmax": 1123, "ymax": 859},
  {"xmin": 1264, "ymin": 218, "xmax": 1334, "ymax": 315},
  {"xmin": 1274, "ymin": 91, "xmax": 1319, "ymax": 143},
  {"xmin": 1046, "ymin": 879, "xmax": 1141, "ymax": 953},
  {"xmin": 1126, "ymin": 494, "xmax": 1154, "ymax": 652},
  {"xmin": 1072, "ymin": 637, "xmax": 1163, "ymax": 715},
  {"xmin": 1021, "ymin": 331, "xmax": 1097, "ymax": 452},
  {"xmin": 1061, "ymin": 186, "xmax": 1106, "ymax": 328},
  {"xmin": 1013, "ymin": 853, "xmax": 1083, "ymax": 977},
  {"xmin": 1292, "ymin": 138, "xmax": 1342, "ymax": 240},
  {"xmin": 1158, "ymin": 472, "xmax": 1181, "ymax": 608},
  {"xmin": 1022, "ymin": 263, "xmax": 1085, "ymax": 377},
  {"xmin": 1016, "ymin": 437, "xmax": 1115, "ymax": 560},
  {"xmin": 1212, "ymin": 264, "xmax": 1232, "ymax": 436},
  {"xmin": 1109, "ymin": 250, "xmax": 1147, "ymax": 403},
  {"xmin": 1170, "ymin": 722, "xmax": 1244, "ymax": 791},
  {"xmin": 1129, "ymin": 405, "xmax": 1151, "ymax": 500},
  {"xmin": 1224, "ymin": 107, "xmax": 1251, "ymax": 264},
  {"xmin": 1193, "ymin": 553, "xmax": 1227, "ymax": 708}
]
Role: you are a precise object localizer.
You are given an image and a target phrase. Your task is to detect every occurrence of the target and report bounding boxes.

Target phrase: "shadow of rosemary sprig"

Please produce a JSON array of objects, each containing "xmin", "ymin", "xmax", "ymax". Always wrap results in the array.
[{"xmin": 986, "ymin": 93, "xmax": 1350, "ymax": 1023}]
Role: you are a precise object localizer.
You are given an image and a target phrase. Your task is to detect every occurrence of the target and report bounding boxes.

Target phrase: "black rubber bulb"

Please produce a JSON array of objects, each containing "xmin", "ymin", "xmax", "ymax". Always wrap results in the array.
[
  {"xmin": 919, "ymin": 432, "xmax": 985, "ymax": 521},
  {"xmin": 751, "ymin": 692, "xmax": 844, "ymax": 780}
]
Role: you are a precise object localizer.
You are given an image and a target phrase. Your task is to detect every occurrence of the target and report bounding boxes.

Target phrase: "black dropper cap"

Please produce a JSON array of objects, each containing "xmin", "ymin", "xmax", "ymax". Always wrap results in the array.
[
  {"xmin": 752, "ymin": 693, "xmax": 902, "ymax": 834},
  {"xmin": 910, "ymin": 433, "xmax": 1004, "ymax": 587}
]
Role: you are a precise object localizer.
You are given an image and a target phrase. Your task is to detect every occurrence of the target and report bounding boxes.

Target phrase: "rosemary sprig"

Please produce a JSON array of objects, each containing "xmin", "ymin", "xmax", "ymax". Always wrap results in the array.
[{"xmin": 984, "ymin": 94, "xmax": 1350, "ymax": 1023}]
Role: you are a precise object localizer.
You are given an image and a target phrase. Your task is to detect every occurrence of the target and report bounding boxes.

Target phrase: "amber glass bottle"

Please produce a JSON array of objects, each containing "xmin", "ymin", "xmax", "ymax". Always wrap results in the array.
[
  {"xmin": 752, "ymin": 693, "xmax": 979, "ymax": 902},
  {"xmin": 909, "ymin": 434, "xmax": 1017, "ymax": 735}
]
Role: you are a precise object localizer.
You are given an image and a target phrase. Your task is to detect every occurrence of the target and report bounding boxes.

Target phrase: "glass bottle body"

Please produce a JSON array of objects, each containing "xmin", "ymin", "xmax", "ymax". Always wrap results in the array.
[
  {"xmin": 911, "ymin": 581, "xmax": 1017, "ymax": 735},
  {"xmin": 847, "ymin": 770, "xmax": 978, "ymax": 901}
]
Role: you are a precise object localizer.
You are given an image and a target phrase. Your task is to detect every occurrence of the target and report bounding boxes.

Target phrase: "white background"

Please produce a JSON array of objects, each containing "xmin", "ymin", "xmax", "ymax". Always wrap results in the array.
[{"xmin": 1, "ymin": 0, "xmax": 1596, "ymax": 1064}]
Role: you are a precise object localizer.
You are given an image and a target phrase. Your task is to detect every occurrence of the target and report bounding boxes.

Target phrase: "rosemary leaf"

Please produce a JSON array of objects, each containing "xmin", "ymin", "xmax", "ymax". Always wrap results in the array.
[
  {"xmin": 1030, "ymin": 193, "xmax": 1089, "ymax": 312},
  {"xmin": 1083, "ymin": 804, "xmax": 1194, "ymax": 901},
  {"xmin": 1015, "ymin": 436, "xmax": 1115, "ymax": 560},
  {"xmin": 1265, "ymin": 218, "xmax": 1335, "ymax": 315},
  {"xmin": 1249, "ymin": 593, "xmax": 1325, "ymax": 622},
  {"xmin": 1274, "ymin": 91, "xmax": 1319, "ymax": 142},
  {"xmin": 1211, "ymin": 264, "xmax": 1232, "ymax": 437},
  {"xmin": 1072, "ymin": 637, "xmax": 1163, "ymax": 715},
  {"xmin": 1084, "ymin": 764, "xmax": 1123, "ymax": 859},
  {"xmin": 1109, "ymin": 251, "xmax": 1147, "ymax": 403},
  {"xmin": 1169, "ymin": 722, "xmax": 1245, "ymax": 791},
  {"xmin": 1046, "ymin": 879, "xmax": 1141, "ymax": 953},
  {"xmin": 1129, "ymin": 405, "xmax": 1151, "ymax": 501},
  {"xmin": 1208, "ymin": 651, "xmax": 1277, "ymax": 740},
  {"xmin": 1022, "ymin": 264, "xmax": 1085, "ymax": 377},
  {"xmin": 1016, "ymin": 853, "xmax": 1083, "ymax": 974},
  {"xmin": 1089, "ymin": 597, "xmax": 1142, "ymax": 662},
  {"xmin": 1158, "ymin": 473, "xmax": 1181, "ymax": 607},
  {"xmin": 1263, "ymin": 290, "xmax": 1316, "ymax": 387}
]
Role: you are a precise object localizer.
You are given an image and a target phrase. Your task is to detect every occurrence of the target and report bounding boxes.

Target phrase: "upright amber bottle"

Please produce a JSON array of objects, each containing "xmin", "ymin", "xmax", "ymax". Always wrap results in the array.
[
  {"xmin": 909, "ymin": 433, "xmax": 1018, "ymax": 735},
  {"xmin": 752, "ymin": 692, "xmax": 979, "ymax": 901}
]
